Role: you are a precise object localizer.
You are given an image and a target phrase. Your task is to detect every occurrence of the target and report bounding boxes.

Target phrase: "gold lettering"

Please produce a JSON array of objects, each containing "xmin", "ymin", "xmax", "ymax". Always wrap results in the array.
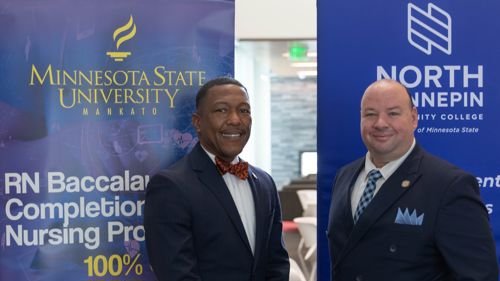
[
  {"xmin": 99, "ymin": 89, "xmax": 113, "ymax": 103},
  {"xmin": 77, "ymin": 88, "xmax": 92, "ymax": 104},
  {"xmin": 151, "ymin": 88, "xmax": 161, "ymax": 103},
  {"xmin": 30, "ymin": 64, "xmax": 54, "ymax": 85},
  {"xmin": 124, "ymin": 89, "xmax": 134, "ymax": 104},
  {"xmin": 175, "ymin": 72, "xmax": 186, "ymax": 86},
  {"xmin": 165, "ymin": 71, "xmax": 175, "ymax": 85},
  {"xmin": 139, "ymin": 71, "xmax": 150, "ymax": 86},
  {"xmin": 93, "ymin": 71, "xmax": 103, "ymax": 86},
  {"xmin": 114, "ymin": 89, "xmax": 123, "ymax": 103},
  {"xmin": 129, "ymin": 70, "xmax": 139, "ymax": 85},
  {"xmin": 58, "ymin": 88, "xmax": 76, "ymax": 108},
  {"xmin": 104, "ymin": 71, "xmax": 113, "ymax": 86},
  {"xmin": 80, "ymin": 71, "xmax": 93, "ymax": 85},
  {"xmin": 113, "ymin": 71, "xmax": 128, "ymax": 86},
  {"xmin": 198, "ymin": 71, "xmax": 206, "ymax": 86},
  {"xmin": 133, "ymin": 89, "xmax": 145, "ymax": 104},
  {"xmin": 165, "ymin": 88, "xmax": 180, "ymax": 108},
  {"xmin": 154, "ymin": 66, "xmax": 165, "ymax": 86},
  {"xmin": 63, "ymin": 70, "xmax": 77, "ymax": 86}
]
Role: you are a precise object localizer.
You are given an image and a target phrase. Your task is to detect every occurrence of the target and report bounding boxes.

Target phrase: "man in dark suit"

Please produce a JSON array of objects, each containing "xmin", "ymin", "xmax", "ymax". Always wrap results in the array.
[
  {"xmin": 327, "ymin": 79, "xmax": 498, "ymax": 281},
  {"xmin": 144, "ymin": 77, "xmax": 290, "ymax": 281}
]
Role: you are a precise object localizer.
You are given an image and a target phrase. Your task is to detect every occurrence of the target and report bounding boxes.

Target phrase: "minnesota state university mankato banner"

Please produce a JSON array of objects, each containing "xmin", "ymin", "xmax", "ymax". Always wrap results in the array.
[{"xmin": 0, "ymin": 1, "xmax": 235, "ymax": 280}]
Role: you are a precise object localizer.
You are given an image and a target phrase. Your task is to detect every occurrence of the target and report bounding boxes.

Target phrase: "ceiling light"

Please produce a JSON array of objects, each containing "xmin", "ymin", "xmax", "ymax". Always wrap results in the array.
[
  {"xmin": 291, "ymin": 62, "xmax": 317, "ymax": 68},
  {"xmin": 297, "ymin": 70, "xmax": 317, "ymax": 79}
]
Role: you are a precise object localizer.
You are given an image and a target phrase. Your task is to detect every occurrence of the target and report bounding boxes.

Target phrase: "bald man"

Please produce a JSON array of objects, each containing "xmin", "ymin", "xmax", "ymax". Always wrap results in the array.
[{"xmin": 327, "ymin": 79, "xmax": 498, "ymax": 281}]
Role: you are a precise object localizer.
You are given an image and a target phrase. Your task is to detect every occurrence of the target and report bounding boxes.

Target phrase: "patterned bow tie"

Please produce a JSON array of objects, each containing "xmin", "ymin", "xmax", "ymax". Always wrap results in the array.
[{"xmin": 215, "ymin": 156, "xmax": 249, "ymax": 180}]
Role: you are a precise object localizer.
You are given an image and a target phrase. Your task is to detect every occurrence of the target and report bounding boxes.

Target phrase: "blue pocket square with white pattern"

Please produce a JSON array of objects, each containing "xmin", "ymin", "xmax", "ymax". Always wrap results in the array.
[{"xmin": 394, "ymin": 207, "xmax": 424, "ymax": 226}]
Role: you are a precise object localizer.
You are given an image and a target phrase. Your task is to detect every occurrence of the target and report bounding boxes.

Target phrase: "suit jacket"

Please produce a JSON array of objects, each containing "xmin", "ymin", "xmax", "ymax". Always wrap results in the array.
[
  {"xmin": 327, "ymin": 144, "xmax": 498, "ymax": 281},
  {"xmin": 144, "ymin": 143, "xmax": 290, "ymax": 281}
]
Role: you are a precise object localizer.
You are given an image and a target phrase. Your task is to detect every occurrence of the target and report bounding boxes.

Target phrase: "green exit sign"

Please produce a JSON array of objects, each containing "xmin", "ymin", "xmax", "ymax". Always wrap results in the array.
[{"xmin": 289, "ymin": 43, "xmax": 308, "ymax": 60}]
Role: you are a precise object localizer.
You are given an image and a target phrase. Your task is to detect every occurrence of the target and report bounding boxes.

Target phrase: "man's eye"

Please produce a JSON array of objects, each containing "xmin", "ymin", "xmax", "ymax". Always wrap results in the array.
[
  {"xmin": 389, "ymin": 112, "xmax": 400, "ymax": 116},
  {"xmin": 215, "ymin": 108, "xmax": 227, "ymax": 113},
  {"xmin": 240, "ymin": 108, "xmax": 251, "ymax": 114},
  {"xmin": 364, "ymin": 113, "xmax": 375, "ymax": 117}
]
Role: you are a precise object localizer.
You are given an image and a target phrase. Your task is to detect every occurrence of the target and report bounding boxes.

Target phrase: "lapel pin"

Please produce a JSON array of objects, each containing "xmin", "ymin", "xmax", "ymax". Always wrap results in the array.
[
  {"xmin": 252, "ymin": 172, "xmax": 258, "ymax": 179},
  {"xmin": 401, "ymin": 180, "xmax": 410, "ymax": 188}
]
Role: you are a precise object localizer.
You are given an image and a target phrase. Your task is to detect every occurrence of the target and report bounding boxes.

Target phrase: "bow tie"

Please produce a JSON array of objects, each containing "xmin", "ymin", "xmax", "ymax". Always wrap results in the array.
[{"xmin": 215, "ymin": 156, "xmax": 249, "ymax": 180}]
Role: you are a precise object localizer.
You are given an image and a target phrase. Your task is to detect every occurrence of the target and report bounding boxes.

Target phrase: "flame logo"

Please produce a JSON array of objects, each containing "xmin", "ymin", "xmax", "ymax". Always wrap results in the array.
[
  {"xmin": 113, "ymin": 15, "xmax": 136, "ymax": 50},
  {"xmin": 107, "ymin": 15, "xmax": 136, "ymax": 62}
]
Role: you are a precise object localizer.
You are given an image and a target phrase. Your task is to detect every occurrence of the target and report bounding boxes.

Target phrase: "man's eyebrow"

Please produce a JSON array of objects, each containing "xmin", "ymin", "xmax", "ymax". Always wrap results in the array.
[
  {"xmin": 212, "ymin": 101, "xmax": 229, "ymax": 106},
  {"xmin": 387, "ymin": 106, "xmax": 402, "ymax": 111}
]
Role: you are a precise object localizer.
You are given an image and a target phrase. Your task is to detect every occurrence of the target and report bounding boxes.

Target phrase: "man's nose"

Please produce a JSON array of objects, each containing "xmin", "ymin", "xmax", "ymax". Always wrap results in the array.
[
  {"xmin": 226, "ymin": 110, "xmax": 242, "ymax": 125},
  {"xmin": 374, "ymin": 115, "xmax": 389, "ymax": 128}
]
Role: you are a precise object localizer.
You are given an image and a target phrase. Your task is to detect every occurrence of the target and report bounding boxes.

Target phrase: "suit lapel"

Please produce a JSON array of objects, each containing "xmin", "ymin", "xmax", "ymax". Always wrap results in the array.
[
  {"xmin": 248, "ymin": 167, "xmax": 264, "ymax": 265},
  {"xmin": 190, "ymin": 144, "xmax": 253, "ymax": 255},
  {"xmin": 344, "ymin": 162, "xmax": 364, "ymax": 232},
  {"xmin": 331, "ymin": 160, "xmax": 363, "ymax": 267},
  {"xmin": 336, "ymin": 145, "xmax": 424, "ymax": 266}
]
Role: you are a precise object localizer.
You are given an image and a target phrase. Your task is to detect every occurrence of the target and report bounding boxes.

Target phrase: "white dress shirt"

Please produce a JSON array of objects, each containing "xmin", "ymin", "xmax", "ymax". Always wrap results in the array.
[
  {"xmin": 350, "ymin": 139, "xmax": 416, "ymax": 216},
  {"xmin": 202, "ymin": 147, "xmax": 256, "ymax": 254}
]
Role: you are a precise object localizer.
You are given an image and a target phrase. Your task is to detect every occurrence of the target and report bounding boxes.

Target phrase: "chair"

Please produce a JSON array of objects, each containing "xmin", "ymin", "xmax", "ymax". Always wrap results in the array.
[
  {"xmin": 289, "ymin": 258, "xmax": 307, "ymax": 281},
  {"xmin": 296, "ymin": 190, "xmax": 317, "ymax": 217},
  {"xmin": 304, "ymin": 202, "xmax": 317, "ymax": 217},
  {"xmin": 293, "ymin": 217, "xmax": 317, "ymax": 281}
]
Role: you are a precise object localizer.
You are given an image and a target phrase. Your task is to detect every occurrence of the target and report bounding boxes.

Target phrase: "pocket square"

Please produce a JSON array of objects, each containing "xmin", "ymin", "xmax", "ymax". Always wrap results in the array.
[{"xmin": 395, "ymin": 207, "xmax": 424, "ymax": 226}]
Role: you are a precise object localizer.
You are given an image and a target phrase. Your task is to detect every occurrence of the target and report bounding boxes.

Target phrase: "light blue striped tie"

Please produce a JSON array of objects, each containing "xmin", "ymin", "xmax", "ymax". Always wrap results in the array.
[{"xmin": 354, "ymin": 170, "xmax": 383, "ymax": 223}]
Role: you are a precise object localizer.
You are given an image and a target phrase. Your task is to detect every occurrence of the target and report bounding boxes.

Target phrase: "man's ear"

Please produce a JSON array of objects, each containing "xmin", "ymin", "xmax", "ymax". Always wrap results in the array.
[
  {"xmin": 192, "ymin": 112, "xmax": 201, "ymax": 134},
  {"xmin": 411, "ymin": 106, "xmax": 418, "ymax": 129}
]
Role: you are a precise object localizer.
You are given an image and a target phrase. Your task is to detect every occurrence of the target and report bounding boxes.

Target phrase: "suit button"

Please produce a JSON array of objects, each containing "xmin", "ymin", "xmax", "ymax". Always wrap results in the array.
[
  {"xmin": 389, "ymin": 244, "xmax": 397, "ymax": 253},
  {"xmin": 356, "ymin": 275, "xmax": 363, "ymax": 281}
]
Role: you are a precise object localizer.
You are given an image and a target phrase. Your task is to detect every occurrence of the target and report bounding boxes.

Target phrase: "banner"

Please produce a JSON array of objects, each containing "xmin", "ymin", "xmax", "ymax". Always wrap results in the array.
[
  {"xmin": 0, "ymin": 1, "xmax": 234, "ymax": 280},
  {"xmin": 318, "ymin": 0, "xmax": 500, "ymax": 279}
]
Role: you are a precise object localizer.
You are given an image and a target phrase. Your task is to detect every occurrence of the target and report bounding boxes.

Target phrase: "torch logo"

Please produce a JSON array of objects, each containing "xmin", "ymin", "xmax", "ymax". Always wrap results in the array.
[{"xmin": 107, "ymin": 15, "xmax": 137, "ymax": 62}]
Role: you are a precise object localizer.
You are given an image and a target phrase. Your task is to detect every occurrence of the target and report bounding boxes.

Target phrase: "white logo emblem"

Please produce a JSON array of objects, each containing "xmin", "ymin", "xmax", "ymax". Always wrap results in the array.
[{"xmin": 408, "ymin": 3, "xmax": 452, "ymax": 55}]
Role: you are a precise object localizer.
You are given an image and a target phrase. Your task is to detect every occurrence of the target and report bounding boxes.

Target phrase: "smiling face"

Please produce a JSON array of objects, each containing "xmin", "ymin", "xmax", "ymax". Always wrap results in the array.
[
  {"xmin": 360, "ymin": 80, "xmax": 418, "ymax": 167},
  {"xmin": 192, "ymin": 84, "xmax": 251, "ymax": 162}
]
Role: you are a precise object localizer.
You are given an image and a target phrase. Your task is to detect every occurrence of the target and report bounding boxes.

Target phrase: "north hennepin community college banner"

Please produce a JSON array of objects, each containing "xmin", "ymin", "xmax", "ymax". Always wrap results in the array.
[
  {"xmin": 0, "ymin": 1, "xmax": 234, "ymax": 280},
  {"xmin": 318, "ymin": 0, "xmax": 500, "ymax": 280}
]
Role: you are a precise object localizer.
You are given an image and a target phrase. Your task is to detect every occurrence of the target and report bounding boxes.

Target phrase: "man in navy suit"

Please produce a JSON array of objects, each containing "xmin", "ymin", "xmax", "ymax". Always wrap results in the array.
[
  {"xmin": 327, "ymin": 79, "xmax": 498, "ymax": 280},
  {"xmin": 144, "ymin": 77, "xmax": 290, "ymax": 281}
]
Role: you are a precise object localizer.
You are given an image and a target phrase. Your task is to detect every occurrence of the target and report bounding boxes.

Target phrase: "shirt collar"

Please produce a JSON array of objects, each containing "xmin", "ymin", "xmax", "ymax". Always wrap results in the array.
[
  {"xmin": 364, "ymin": 138, "xmax": 416, "ymax": 180},
  {"xmin": 200, "ymin": 144, "xmax": 240, "ymax": 165}
]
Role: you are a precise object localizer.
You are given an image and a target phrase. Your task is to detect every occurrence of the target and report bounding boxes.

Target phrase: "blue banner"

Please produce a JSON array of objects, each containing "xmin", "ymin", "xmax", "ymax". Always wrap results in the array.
[
  {"xmin": 0, "ymin": 1, "xmax": 234, "ymax": 280},
  {"xmin": 318, "ymin": 0, "xmax": 500, "ymax": 279}
]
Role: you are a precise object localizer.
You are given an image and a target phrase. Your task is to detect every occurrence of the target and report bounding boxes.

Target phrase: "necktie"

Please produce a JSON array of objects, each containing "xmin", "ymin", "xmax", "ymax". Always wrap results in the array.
[
  {"xmin": 353, "ymin": 169, "xmax": 383, "ymax": 223},
  {"xmin": 215, "ymin": 156, "xmax": 249, "ymax": 180}
]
